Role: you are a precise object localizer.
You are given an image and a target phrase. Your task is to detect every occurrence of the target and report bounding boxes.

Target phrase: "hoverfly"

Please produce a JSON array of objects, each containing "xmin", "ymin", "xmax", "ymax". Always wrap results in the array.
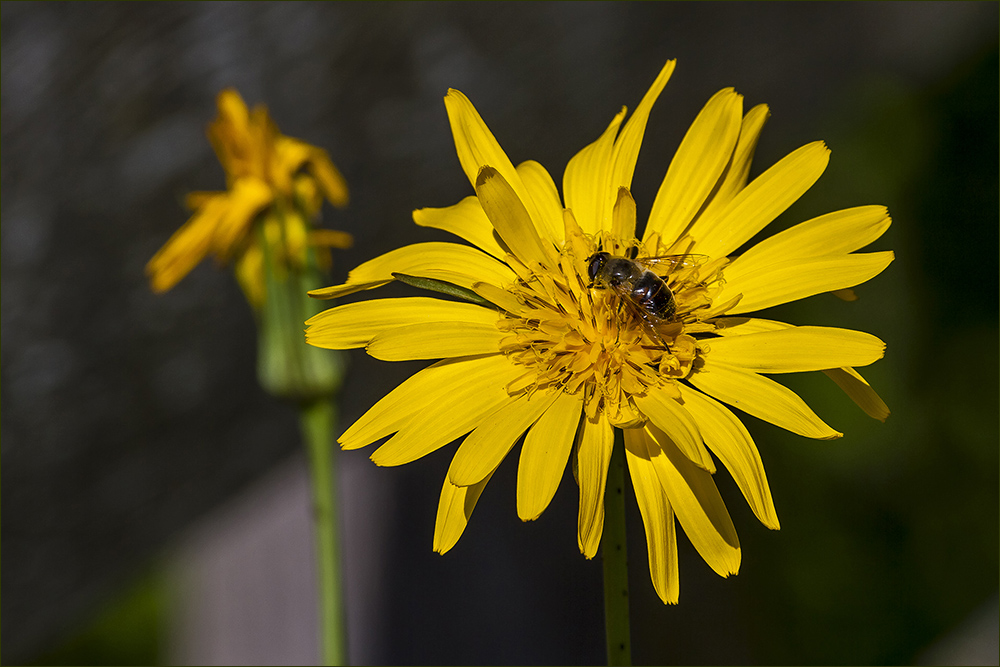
[{"xmin": 586, "ymin": 248, "xmax": 706, "ymax": 347}]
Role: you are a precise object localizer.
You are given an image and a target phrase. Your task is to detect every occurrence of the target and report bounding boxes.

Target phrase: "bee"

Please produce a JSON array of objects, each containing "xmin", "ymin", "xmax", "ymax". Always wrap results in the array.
[{"xmin": 586, "ymin": 249, "xmax": 705, "ymax": 346}]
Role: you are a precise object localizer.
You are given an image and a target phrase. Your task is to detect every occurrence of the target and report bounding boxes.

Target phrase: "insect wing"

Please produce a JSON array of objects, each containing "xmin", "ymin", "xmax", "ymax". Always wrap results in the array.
[
  {"xmin": 608, "ymin": 282, "xmax": 669, "ymax": 348},
  {"xmin": 637, "ymin": 253, "xmax": 708, "ymax": 275}
]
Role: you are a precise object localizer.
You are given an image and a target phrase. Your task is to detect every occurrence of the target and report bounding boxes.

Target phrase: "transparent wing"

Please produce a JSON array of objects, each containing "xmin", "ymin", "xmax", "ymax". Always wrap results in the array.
[
  {"xmin": 607, "ymin": 282, "xmax": 669, "ymax": 349},
  {"xmin": 636, "ymin": 253, "xmax": 708, "ymax": 275}
]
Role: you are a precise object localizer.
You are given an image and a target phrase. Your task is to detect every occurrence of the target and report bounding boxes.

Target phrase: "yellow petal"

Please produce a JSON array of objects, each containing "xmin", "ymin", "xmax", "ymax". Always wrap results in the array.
[
  {"xmin": 516, "ymin": 160, "xmax": 565, "ymax": 244},
  {"xmin": 690, "ymin": 360, "xmax": 842, "ymax": 440},
  {"xmin": 184, "ymin": 190, "xmax": 225, "ymax": 211},
  {"xmin": 370, "ymin": 359, "xmax": 523, "ymax": 468},
  {"xmin": 622, "ymin": 429, "xmax": 679, "ymax": 604},
  {"xmin": 610, "ymin": 187, "xmax": 637, "ymax": 244},
  {"xmin": 306, "ymin": 297, "xmax": 498, "ymax": 350},
  {"xmin": 517, "ymin": 391, "xmax": 583, "ymax": 521},
  {"xmin": 686, "ymin": 104, "xmax": 771, "ymax": 235},
  {"xmin": 475, "ymin": 166, "xmax": 555, "ymax": 266},
  {"xmin": 234, "ymin": 241, "xmax": 265, "ymax": 309},
  {"xmin": 448, "ymin": 390, "xmax": 559, "ymax": 487},
  {"xmin": 212, "ymin": 177, "xmax": 274, "ymax": 257},
  {"xmin": 736, "ymin": 205, "xmax": 891, "ymax": 265},
  {"xmin": 468, "ymin": 281, "xmax": 526, "ymax": 315},
  {"xmin": 274, "ymin": 136, "xmax": 313, "ymax": 180},
  {"xmin": 339, "ymin": 355, "xmax": 514, "ymax": 450},
  {"xmin": 823, "ymin": 367, "xmax": 890, "ymax": 422},
  {"xmin": 216, "ymin": 88, "xmax": 249, "ymax": 119},
  {"xmin": 308, "ymin": 148, "xmax": 350, "ymax": 208},
  {"xmin": 608, "ymin": 60, "xmax": 676, "ymax": 199},
  {"xmin": 716, "ymin": 251, "xmax": 895, "ymax": 313},
  {"xmin": 563, "ymin": 107, "xmax": 626, "ymax": 234},
  {"xmin": 641, "ymin": 426, "xmax": 741, "ymax": 578},
  {"xmin": 688, "ymin": 141, "xmax": 830, "ymax": 259},
  {"xmin": 413, "ymin": 196, "xmax": 506, "ymax": 259},
  {"xmin": 712, "ymin": 316, "xmax": 791, "ymax": 336},
  {"xmin": 646, "ymin": 87, "xmax": 744, "ymax": 247},
  {"xmin": 677, "ymin": 384, "xmax": 779, "ymax": 529},
  {"xmin": 214, "ymin": 89, "xmax": 250, "ymax": 144},
  {"xmin": 832, "ymin": 288, "xmax": 859, "ymax": 302},
  {"xmin": 366, "ymin": 321, "xmax": 504, "ymax": 361},
  {"xmin": 444, "ymin": 89, "xmax": 542, "ymax": 222},
  {"xmin": 294, "ymin": 174, "xmax": 323, "ymax": 217},
  {"xmin": 576, "ymin": 412, "xmax": 614, "ymax": 559},
  {"xmin": 308, "ymin": 282, "xmax": 390, "ymax": 300},
  {"xmin": 308, "ymin": 242, "xmax": 516, "ymax": 300},
  {"xmin": 208, "ymin": 93, "xmax": 253, "ymax": 177},
  {"xmin": 634, "ymin": 389, "xmax": 714, "ymax": 472},
  {"xmin": 146, "ymin": 195, "xmax": 229, "ymax": 293},
  {"xmin": 371, "ymin": 385, "xmax": 519, "ymax": 468},
  {"xmin": 706, "ymin": 326, "xmax": 886, "ymax": 373},
  {"xmin": 310, "ymin": 229, "xmax": 353, "ymax": 250},
  {"xmin": 433, "ymin": 471, "xmax": 494, "ymax": 554}
]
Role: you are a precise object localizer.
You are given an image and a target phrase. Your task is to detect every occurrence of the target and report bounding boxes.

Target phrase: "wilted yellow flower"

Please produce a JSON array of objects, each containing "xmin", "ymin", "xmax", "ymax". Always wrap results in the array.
[
  {"xmin": 306, "ymin": 61, "xmax": 892, "ymax": 603},
  {"xmin": 146, "ymin": 89, "xmax": 352, "ymax": 307}
]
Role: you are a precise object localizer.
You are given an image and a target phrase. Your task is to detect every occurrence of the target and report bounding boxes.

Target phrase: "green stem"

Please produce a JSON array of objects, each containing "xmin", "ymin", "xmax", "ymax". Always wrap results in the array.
[
  {"xmin": 300, "ymin": 398, "xmax": 347, "ymax": 666},
  {"xmin": 603, "ymin": 435, "xmax": 631, "ymax": 666}
]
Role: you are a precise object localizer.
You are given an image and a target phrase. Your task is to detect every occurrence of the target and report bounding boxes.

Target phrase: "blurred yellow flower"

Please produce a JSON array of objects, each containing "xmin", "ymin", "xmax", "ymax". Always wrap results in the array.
[
  {"xmin": 146, "ymin": 89, "xmax": 352, "ymax": 307},
  {"xmin": 306, "ymin": 61, "xmax": 892, "ymax": 603}
]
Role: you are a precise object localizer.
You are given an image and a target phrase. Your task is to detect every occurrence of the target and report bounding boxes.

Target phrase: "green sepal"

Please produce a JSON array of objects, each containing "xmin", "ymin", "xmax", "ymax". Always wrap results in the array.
[
  {"xmin": 391, "ymin": 272, "xmax": 497, "ymax": 308},
  {"xmin": 255, "ymin": 209, "xmax": 346, "ymax": 402}
]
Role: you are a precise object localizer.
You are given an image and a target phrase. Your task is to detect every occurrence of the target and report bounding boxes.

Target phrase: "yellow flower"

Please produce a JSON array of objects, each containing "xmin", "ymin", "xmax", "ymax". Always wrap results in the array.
[
  {"xmin": 146, "ymin": 89, "xmax": 352, "ymax": 306},
  {"xmin": 306, "ymin": 61, "xmax": 892, "ymax": 603}
]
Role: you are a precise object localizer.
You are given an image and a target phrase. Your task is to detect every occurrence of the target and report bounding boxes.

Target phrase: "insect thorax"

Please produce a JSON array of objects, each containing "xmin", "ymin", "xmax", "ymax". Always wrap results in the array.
[{"xmin": 604, "ymin": 257, "xmax": 644, "ymax": 286}]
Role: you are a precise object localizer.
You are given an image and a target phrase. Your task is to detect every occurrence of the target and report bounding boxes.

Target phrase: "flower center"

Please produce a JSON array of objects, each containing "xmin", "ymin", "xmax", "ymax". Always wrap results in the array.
[{"xmin": 497, "ymin": 237, "xmax": 723, "ymax": 427}]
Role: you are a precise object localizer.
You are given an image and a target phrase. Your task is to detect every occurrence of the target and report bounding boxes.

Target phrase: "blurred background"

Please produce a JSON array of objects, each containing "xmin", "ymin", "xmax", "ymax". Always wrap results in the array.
[{"xmin": 2, "ymin": 2, "xmax": 997, "ymax": 665}]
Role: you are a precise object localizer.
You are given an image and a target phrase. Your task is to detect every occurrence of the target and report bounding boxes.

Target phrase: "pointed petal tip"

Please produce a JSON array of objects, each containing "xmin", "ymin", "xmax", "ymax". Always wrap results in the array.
[
  {"xmin": 447, "ymin": 467, "xmax": 486, "ymax": 489},
  {"xmin": 307, "ymin": 286, "xmax": 343, "ymax": 299},
  {"xmin": 339, "ymin": 438, "xmax": 373, "ymax": 453}
]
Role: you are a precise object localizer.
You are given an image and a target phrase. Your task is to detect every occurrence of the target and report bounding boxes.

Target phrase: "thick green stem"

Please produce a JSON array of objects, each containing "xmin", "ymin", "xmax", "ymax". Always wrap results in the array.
[
  {"xmin": 300, "ymin": 398, "xmax": 347, "ymax": 666},
  {"xmin": 603, "ymin": 436, "xmax": 631, "ymax": 666}
]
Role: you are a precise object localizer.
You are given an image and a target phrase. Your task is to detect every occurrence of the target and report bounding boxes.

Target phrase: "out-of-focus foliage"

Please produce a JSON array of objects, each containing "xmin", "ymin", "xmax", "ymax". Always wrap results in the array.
[{"xmin": 30, "ymin": 572, "xmax": 164, "ymax": 667}]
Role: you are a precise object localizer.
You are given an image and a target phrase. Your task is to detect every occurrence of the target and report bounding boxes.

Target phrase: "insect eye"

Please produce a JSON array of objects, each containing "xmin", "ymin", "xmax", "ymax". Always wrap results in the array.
[{"xmin": 587, "ymin": 252, "xmax": 608, "ymax": 281}]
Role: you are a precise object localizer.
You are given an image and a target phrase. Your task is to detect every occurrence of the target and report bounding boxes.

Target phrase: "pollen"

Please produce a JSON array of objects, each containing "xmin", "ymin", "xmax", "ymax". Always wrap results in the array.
[{"xmin": 496, "ymin": 234, "xmax": 717, "ymax": 429}]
